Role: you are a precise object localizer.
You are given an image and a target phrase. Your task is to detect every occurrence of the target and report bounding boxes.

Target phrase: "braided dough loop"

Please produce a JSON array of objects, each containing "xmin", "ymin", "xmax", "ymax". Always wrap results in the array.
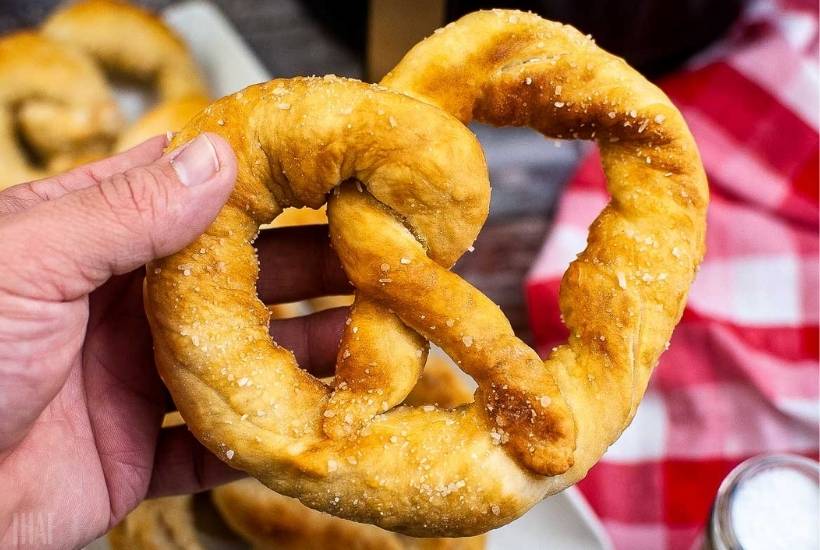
[
  {"xmin": 42, "ymin": 0, "xmax": 207, "ymax": 101},
  {"xmin": 146, "ymin": 75, "xmax": 577, "ymax": 536},
  {"xmin": 379, "ymin": 4, "xmax": 708, "ymax": 510},
  {"xmin": 0, "ymin": 32, "xmax": 121, "ymax": 188}
]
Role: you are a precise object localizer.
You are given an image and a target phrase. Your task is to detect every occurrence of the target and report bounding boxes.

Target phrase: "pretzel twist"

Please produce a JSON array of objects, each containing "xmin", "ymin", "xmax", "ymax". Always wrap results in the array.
[
  {"xmin": 0, "ymin": 32, "xmax": 121, "ymax": 188},
  {"xmin": 146, "ymin": 10, "xmax": 707, "ymax": 536}
]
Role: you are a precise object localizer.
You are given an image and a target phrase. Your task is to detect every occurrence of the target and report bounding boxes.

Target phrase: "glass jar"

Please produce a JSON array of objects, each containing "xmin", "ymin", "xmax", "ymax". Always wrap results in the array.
[{"xmin": 703, "ymin": 453, "xmax": 820, "ymax": 550}]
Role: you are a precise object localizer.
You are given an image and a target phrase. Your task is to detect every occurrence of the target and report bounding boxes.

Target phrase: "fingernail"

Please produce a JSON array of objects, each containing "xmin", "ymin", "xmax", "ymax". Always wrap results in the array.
[{"xmin": 170, "ymin": 134, "xmax": 220, "ymax": 187}]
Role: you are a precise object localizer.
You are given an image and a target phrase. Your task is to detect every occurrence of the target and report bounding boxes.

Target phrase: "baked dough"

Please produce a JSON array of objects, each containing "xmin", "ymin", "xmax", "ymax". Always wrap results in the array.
[{"xmin": 145, "ymin": 10, "xmax": 707, "ymax": 537}]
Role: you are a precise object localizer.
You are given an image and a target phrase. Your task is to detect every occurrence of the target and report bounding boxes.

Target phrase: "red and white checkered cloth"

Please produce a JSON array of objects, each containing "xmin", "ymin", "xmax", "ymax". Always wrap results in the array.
[{"xmin": 525, "ymin": 1, "xmax": 819, "ymax": 548}]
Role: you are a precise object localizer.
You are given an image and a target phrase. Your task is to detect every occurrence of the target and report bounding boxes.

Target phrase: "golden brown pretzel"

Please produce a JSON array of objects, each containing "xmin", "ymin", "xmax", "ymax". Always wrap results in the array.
[
  {"xmin": 213, "ymin": 359, "xmax": 485, "ymax": 550},
  {"xmin": 0, "ymin": 32, "xmax": 121, "ymax": 188},
  {"xmin": 145, "ymin": 8, "xmax": 707, "ymax": 536},
  {"xmin": 42, "ymin": 0, "xmax": 207, "ymax": 102}
]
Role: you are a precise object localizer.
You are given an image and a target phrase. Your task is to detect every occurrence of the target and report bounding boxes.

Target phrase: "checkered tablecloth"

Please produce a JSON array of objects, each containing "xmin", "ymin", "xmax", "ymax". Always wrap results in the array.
[{"xmin": 525, "ymin": 1, "xmax": 819, "ymax": 548}]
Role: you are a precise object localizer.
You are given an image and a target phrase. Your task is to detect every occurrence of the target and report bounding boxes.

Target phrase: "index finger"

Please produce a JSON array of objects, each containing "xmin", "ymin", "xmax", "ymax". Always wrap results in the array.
[{"xmin": 0, "ymin": 134, "xmax": 169, "ymax": 214}]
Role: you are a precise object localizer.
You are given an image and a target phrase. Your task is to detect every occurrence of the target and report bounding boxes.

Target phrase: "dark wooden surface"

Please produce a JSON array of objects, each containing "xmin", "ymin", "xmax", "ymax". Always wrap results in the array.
[{"xmin": 1, "ymin": 0, "xmax": 586, "ymax": 343}]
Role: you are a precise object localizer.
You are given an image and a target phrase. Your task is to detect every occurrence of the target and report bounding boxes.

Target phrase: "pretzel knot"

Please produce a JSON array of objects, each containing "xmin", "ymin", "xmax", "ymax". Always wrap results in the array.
[{"xmin": 146, "ymin": 10, "xmax": 707, "ymax": 537}]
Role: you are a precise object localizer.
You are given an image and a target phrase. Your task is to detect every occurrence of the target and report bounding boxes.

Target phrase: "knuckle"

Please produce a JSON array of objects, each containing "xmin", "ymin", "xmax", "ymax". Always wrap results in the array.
[{"xmin": 100, "ymin": 166, "xmax": 171, "ymax": 230}]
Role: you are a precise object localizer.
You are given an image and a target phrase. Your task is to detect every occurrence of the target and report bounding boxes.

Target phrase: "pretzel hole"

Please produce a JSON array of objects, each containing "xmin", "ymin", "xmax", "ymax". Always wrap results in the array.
[
  {"xmin": 110, "ymin": 75, "xmax": 159, "ymax": 123},
  {"xmin": 11, "ymin": 116, "xmax": 49, "ymax": 170}
]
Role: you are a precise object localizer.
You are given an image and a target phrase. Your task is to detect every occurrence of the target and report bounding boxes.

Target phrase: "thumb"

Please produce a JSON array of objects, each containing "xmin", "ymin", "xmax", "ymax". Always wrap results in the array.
[{"xmin": 1, "ymin": 133, "xmax": 237, "ymax": 301}]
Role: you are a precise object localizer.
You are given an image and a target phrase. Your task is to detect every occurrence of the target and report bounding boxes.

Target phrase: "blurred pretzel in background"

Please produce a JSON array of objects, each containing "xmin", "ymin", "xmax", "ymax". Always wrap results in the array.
[
  {"xmin": 42, "ymin": 0, "xmax": 207, "ymax": 101},
  {"xmin": 42, "ymin": 0, "xmax": 210, "ymax": 155},
  {"xmin": 0, "ymin": 32, "xmax": 121, "ymax": 189}
]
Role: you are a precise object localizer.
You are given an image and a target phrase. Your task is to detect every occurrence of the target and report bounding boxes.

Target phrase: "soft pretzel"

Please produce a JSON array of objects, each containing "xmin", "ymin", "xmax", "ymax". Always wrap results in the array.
[
  {"xmin": 145, "ymin": 8, "xmax": 707, "ymax": 536},
  {"xmin": 213, "ymin": 359, "xmax": 485, "ymax": 550},
  {"xmin": 0, "ymin": 32, "xmax": 121, "ymax": 188},
  {"xmin": 42, "ymin": 0, "xmax": 207, "ymax": 102}
]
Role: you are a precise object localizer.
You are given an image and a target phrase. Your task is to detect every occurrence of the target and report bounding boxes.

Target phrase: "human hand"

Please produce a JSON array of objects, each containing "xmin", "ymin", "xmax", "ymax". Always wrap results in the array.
[{"xmin": 0, "ymin": 134, "xmax": 350, "ymax": 548}]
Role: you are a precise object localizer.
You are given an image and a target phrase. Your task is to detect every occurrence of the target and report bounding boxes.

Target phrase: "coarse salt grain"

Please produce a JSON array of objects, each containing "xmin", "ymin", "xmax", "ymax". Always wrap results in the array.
[{"xmin": 225, "ymin": 449, "xmax": 234, "ymax": 460}]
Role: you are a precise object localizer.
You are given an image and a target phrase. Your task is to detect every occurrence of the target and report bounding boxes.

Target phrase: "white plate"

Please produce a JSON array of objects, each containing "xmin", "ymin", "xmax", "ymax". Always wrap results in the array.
[{"xmin": 92, "ymin": 2, "xmax": 612, "ymax": 548}]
